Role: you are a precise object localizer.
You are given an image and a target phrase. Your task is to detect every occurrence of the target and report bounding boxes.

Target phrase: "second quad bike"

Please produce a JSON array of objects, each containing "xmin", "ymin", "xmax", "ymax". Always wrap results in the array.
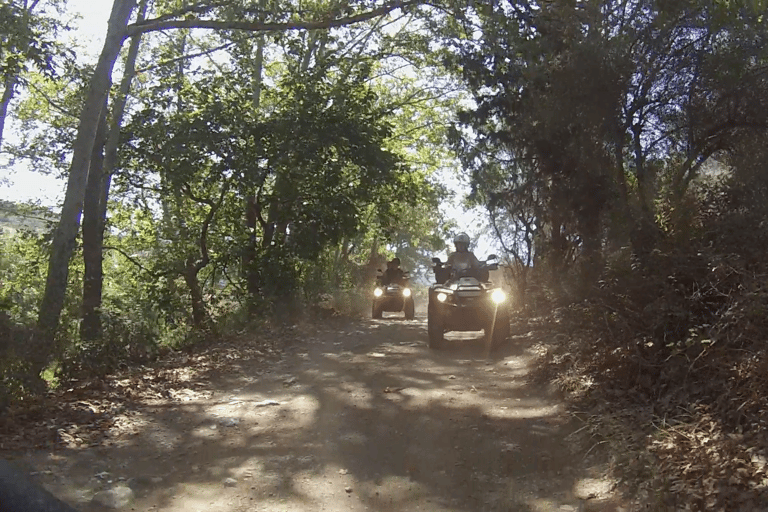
[
  {"xmin": 372, "ymin": 269, "xmax": 415, "ymax": 320},
  {"xmin": 427, "ymin": 255, "xmax": 510, "ymax": 350}
]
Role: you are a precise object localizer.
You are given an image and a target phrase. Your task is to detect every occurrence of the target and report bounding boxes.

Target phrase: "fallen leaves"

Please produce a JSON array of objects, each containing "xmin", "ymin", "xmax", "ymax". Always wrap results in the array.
[
  {"xmin": 528, "ymin": 297, "xmax": 768, "ymax": 510},
  {"xmin": 0, "ymin": 331, "xmax": 286, "ymax": 452}
]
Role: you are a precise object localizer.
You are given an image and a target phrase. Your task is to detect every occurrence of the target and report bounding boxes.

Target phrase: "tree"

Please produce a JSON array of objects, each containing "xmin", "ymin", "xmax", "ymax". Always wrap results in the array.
[
  {"xmin": 32, "ymin": 0, "xmax": 137, "ymax": 377},
  {"xmin": 120, "ymin": 54, "xmax": 421, "ymax": 320},
  {"xmin": 33, "ymin": 0, "xmax": 426, "ymax": 369},
  {"xmin": 442, "ymin": 0, "xmax": 768, "ymax": 291},
  {"xmin": 80, "ymin": 0, "xmax": 149, "ymax": 342},
  {"xmin": 0, "ymin": 0, "xmax": 70, "ymax": 147}
]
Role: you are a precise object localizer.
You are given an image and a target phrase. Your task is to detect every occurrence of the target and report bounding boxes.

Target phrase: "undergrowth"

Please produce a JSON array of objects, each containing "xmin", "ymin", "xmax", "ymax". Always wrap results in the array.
[{"xmin": 528, "ymin": 181, "xmax": 768, "ymax": 510}]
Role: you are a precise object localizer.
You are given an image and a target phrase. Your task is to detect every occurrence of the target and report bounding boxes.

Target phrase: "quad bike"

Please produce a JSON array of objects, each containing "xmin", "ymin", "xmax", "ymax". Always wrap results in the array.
[
  {"xmin": 372, "ymin": 270, "xmax": 415, "ymax": 320},
  {"xmin": 427, "ymin": 255, "xmax": 510, "ymax": 351}
]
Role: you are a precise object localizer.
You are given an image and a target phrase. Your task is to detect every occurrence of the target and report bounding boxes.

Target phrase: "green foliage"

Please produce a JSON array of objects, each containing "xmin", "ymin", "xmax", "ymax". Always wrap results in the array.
[
  {"xmin": 118, "ymin": 18, "xmax": 449, "ymax": 322},
  {"xmin": 440, "ymin": 0, "xmax": 768, "ymax": 294},
  {"xmin": 0, "ymin": 0, "xmax": 70, "ymax": 80},
  {"xmin": 6, "ymin": 58, "xmax": 89, "ymax": 175},
  {"xmin": 0, "ymin": 225, "xmax": 88, "ymax": 395},
  {"xmin": 0, "ymin": 230, "xmax": 49, "ymax": 324}
]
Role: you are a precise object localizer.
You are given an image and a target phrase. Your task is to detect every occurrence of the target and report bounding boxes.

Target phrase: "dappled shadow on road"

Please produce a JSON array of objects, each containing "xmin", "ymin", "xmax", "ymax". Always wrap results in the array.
[{"xmin": 14, "ymin": 316, "xmax": 617, "ymax": 512}]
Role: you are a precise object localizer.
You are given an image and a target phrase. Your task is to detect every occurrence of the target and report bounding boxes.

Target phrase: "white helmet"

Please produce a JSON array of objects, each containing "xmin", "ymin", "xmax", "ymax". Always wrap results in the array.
[{"xmin": 454, "ymin": 232, "xmax": 470, "ymax": 245}]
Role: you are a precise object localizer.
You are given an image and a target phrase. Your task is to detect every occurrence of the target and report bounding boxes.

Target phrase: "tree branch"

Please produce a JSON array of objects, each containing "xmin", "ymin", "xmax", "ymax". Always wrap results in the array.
[
  {"xmin": 26, "ymin": 81, "xmax": 80, "ymax": 119},
  {"xmin": 195, "ymin": 181, "xmax": 229, "ymax": 272},
  {"xmin": 127, "ymin": 0, "xmax": 423, "ymax": 37},
  {"xmin": 135, "ymin": 40, "xmax": 237, "ymax": 73},
  {"xmin": 104, "ymin": 244, "xmax": 174, "ymax": 278}
]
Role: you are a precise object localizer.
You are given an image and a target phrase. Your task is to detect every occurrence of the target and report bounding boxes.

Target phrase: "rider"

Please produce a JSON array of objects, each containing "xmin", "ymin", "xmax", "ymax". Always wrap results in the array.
[
  {"xmin": 382, "ymin": 257, "xmax": 405, "ymax": 285},
  {"xmin": 447, "ymin": 232, "xmax": 482, "ymax": 277}
]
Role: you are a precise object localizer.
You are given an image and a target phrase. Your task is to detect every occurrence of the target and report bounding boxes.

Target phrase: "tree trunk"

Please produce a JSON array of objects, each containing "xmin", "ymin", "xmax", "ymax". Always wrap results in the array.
[
  {"xmin": 183, "ymin": 260, "xmax": 213, "ymax": 332},
  {"xmin": 80, "ymin": 0, "xmax": 147, "ymax": 342},
  {"xmin": 244, "ymin": 195, "xmax": 261, "ymax": 312},
  {"xmin": 33, "ymin": 0, "xmax": 136, "ymax": 371},
  {"xmin": 363, "ymin": 236, "xmax": 382, "ymax": 286},
  {"xmin": 80, "ymin": 107, "xmax": 109, "ymax": 342},
  {"xmin": 0, "ymin": 73, "xmax": 17, "ymax": 148},
  {"xmin": 244, "ymin": 12, "xmax": 265, "ymax": 312},
  {"xmin": 332, "ymin": 243, "xmax": 342, "ymax": 288},
  {"xmin": 180, "ymin": 182, "xmax": 227, "ymax": 333},
  {"xmin": 251, "ymin": 0, "xmax": 266, "ymax": 107}
]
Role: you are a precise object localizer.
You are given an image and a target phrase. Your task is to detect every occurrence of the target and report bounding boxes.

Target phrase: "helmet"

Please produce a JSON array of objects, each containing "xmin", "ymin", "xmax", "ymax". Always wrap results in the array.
[
  {"xmin": 454, "ymin": 233, "xmax": 470, "ymax": 245},
  {"xmin": 392, "ymin": 257, "xmax": 401, "ymax": 266}
]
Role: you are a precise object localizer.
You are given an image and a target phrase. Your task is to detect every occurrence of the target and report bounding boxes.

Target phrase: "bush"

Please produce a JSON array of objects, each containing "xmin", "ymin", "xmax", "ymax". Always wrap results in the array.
[
  {"xmin": 0, "ymin": 314, "xmax": 38, "ymax": 409},
  {"xmin": 526, "ymin": 176, "xmax": 768, "ymax": 508}
]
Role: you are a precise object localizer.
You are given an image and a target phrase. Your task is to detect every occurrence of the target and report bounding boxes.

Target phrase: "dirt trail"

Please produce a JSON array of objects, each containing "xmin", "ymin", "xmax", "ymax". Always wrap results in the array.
[{"xmin": 12, "ymin": 313, "xmax": 626, "ymax": 511}]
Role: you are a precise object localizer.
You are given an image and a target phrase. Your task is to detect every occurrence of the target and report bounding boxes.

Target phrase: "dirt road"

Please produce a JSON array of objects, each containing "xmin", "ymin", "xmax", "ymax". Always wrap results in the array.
[{"xmin": 13, "ymin": 313, "xmax": 626, "ymax": 511}]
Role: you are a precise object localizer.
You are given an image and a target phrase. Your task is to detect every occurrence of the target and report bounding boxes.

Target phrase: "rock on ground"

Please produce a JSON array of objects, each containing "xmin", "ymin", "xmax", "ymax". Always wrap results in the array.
[{"xmin": 92, "ymin": 485, "xmax": 134, "ymax": 509}]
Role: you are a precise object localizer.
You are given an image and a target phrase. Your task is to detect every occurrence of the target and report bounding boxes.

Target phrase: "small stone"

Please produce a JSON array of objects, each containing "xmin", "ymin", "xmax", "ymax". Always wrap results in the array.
[
  {"xmin": 448, "ymin": 375, "xmax": 456, "ymax": 379},
  {"xmin": 92, "ymin": 485, "xmax": 134, "ymax": 509},
  {"xmin": 345, "ymin": 486, "xmax": 353, "ymax": 493},
  {"xmin": 254, "ymin": 399, "xmax": 281, "ymax": 407},
  {"xmin": 126, "ymin": 476, "xmax": 151, "ymax": 490},
  {"xmin": 338, "ymin": 469, "xmax": 348, "ymax": 475},
  {"xmin": 223, "ymin": 477, "xmax": 238, "ymax": 487},
  {"xmin": 218, "ymin": 417, "xmax": 240, "ymax": 427}
]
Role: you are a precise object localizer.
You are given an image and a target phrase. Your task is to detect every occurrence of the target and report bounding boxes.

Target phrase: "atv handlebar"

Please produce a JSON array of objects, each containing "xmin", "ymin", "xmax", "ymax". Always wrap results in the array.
[{"xmin": 431, "ymin": 256, "xmax": 498, "ymax": 283}]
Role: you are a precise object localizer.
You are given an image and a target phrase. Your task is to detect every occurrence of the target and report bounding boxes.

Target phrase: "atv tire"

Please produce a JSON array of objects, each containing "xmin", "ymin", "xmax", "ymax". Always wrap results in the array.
[
  {"xmin": 404, "ymin": 297, "xmax": 415, "ymax": 320},
  {"xmin": 427, "ymin": 302, "xmax": 444, "ymax": 349},
  {"xmin": 372, "ymin": 301, "xmax": 383, "ymax": 319}
]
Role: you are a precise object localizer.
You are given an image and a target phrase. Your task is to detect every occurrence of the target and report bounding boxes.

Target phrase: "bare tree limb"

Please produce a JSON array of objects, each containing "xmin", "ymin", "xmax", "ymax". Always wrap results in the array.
[
  {"xmin": 135, "ymin": 41, "xmax": 237, "ymax": 73},
  {"xmin": 103, "ymin": 244, "xmax": 173, "ymax": 278},
  {"xmin": 127, "ymin": 0, "xmax": 423, "ymax": 37}
]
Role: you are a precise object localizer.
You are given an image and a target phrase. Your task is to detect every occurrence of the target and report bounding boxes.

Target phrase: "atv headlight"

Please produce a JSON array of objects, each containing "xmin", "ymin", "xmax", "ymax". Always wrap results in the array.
[
  {"xmin": 402, "ymin": 288, "xmax": 412, "ymax": 297},
  {"xmin": 437, "ymin": 292, "xmax": 448, "ymax": 302},
  {"xmin": 491, "ymin": 289, "xmax": 507, "ymax": 304},
  {"xmin": 374, "ymin": 288, "xmax": 383, "ymax": 297}
]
